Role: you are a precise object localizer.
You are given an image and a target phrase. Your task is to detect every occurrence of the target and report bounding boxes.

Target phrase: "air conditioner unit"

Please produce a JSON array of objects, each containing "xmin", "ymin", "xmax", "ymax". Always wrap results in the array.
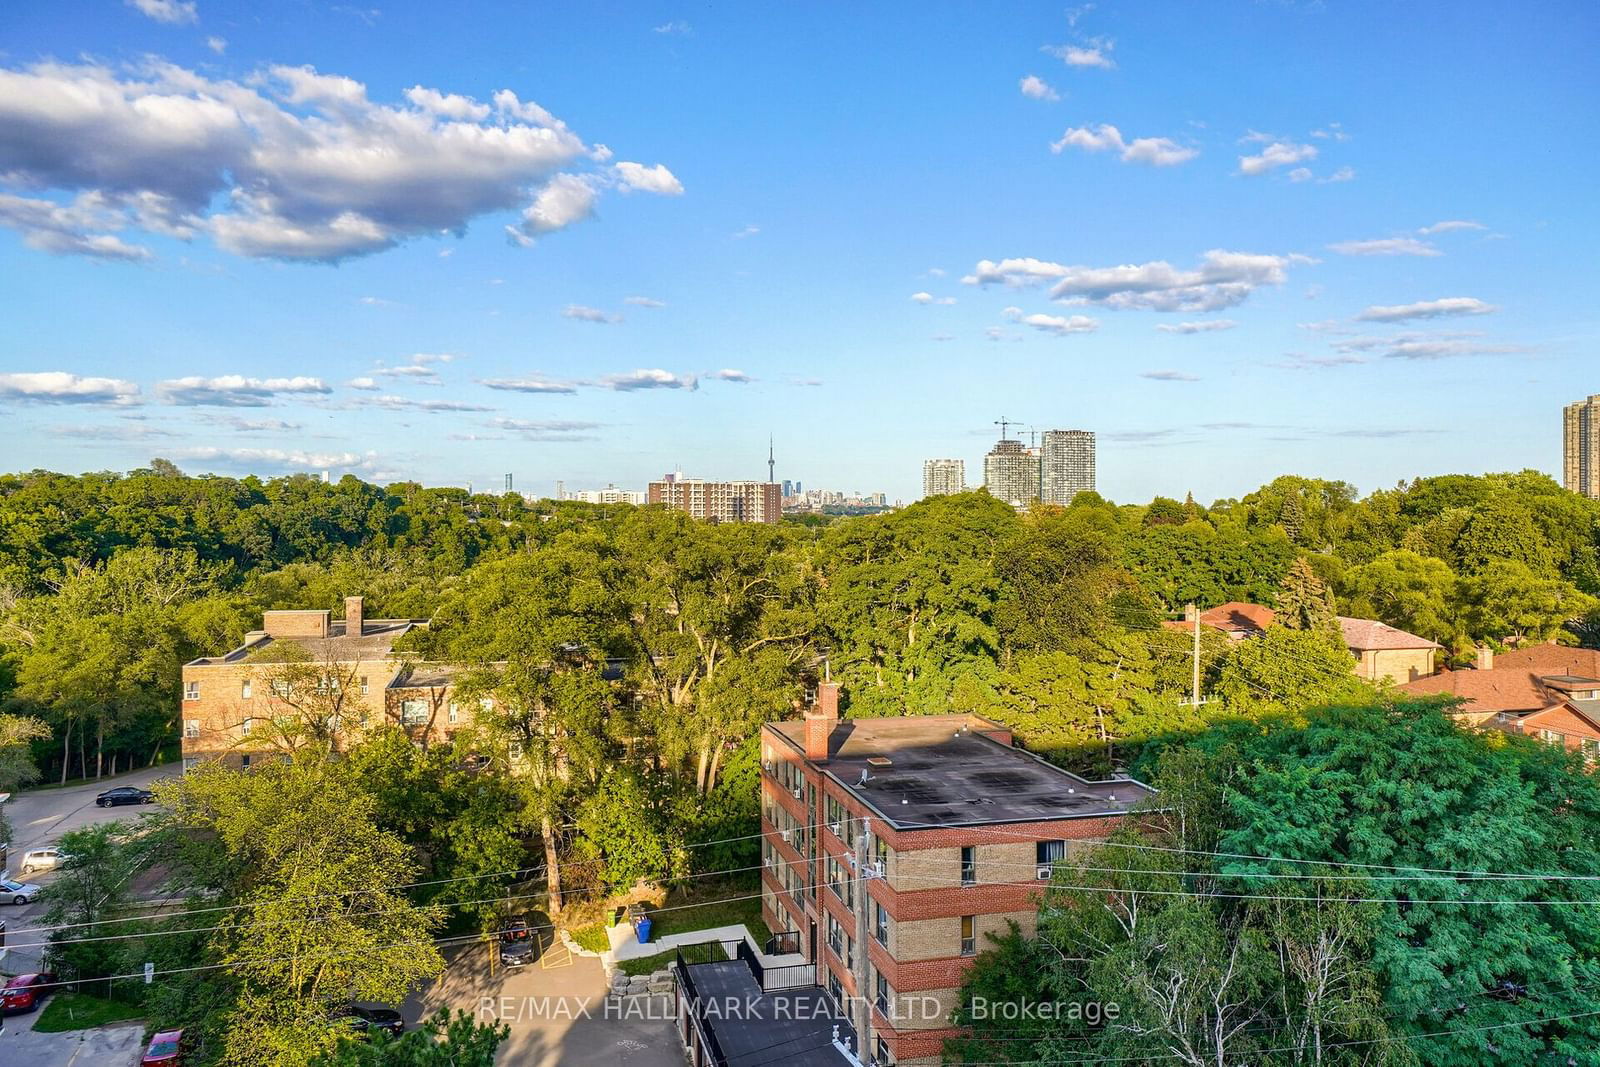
[
  {"xmin": 762, "ymin": 760, "xmax": 774, "ymax": 773},
  {"xmin": 792, "ymin": 786, "xmax": 803, "ymax": 799},
  {"xmin": 867, "ymin": 861, "xmax": 884, "ymax": 879},
  {"xmin": 780, "ymin": 829, "xmax": 791, "ymax": 843},
  {"xmin": 830, "ymin": 822, "xmax": 842, "ymax": 836},
  {"xmin": 1036, "ymin": 865, "xmax": 1053, "ymax": 880},
  {"xmin": 764, "ymin": 855, "xmax": 773, "ymax": 868}
]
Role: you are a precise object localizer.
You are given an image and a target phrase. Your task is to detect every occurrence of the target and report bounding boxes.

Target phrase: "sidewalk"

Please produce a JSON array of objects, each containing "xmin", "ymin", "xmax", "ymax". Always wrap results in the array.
[{"xmin": 605, "ymin": 920, "xmax": 806, "ymax": 970}]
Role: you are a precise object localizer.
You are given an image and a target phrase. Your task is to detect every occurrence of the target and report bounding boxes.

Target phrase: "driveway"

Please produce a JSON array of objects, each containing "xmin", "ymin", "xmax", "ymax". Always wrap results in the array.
[
  {"xmin": 0, "ymin": 1014, "xmax": 144, "ymax": 1065},
  {"xmin": 408, "ymin": 937, "xmax": 682, "ymax": 1067},
  {"xmin": 1, "ymin": 763, "xmax": 177, "ymax": 976}
]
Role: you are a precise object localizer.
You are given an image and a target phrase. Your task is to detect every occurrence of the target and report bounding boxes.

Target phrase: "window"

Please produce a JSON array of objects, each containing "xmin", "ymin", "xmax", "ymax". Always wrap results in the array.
[
  {"xmin": 184, "ymin": 680, "xmax": 200, "ymax": 701},
  {"xmin": 241, "ymin": 716, "xmax": 254, "ymax": 736},
  {"xmin": 182, "ymin": 757, "xmax": 199, "ymax": 772},
  {"xmin": 240, "ymin": 679, "xmax": 252, "ymax": 699},
  {"xmin": 448, "ymin": 702, "xmax": 460, "ymax": 725},
  {"xmin": 1583, "ymin": 738, "xmax": 1600, "ymax": 758},
  {"xmin": 960, "ymin": 915, "xmax": 976, "ymax": 956},
  {"xmin": 875, "ymin": 1036, "xmax": 894, "ymax": 1066},
  {"xmin": 873, "ymin": 836, "xmax": 891, "ymax": 878},
  {"xmin": 873, "ymin": 901, "xmax": 889, "ymax": 947},
  {"xmin": 359, "ymin": 676, "xmax": 369, "ymax": 695},
  {"xmin": 1037, "ymin": 840, "xmax": 1066, "ymax": 865},
  {"xmin": 272, "ymin": 679, "xmax": 291, "ymax": 698},
  {"xmin": 400, "ymin": 699, "xmax": 428, "ymax": 725},
  {"xmin": 240, "ymin": 754, "xmax": 252, "ymax": 769},
  {"xmin": 875, "ymin": 970, "xmax": 893, "ymax": 1018},
  {"xmin": 184, "ymin": 720, "xmax": 200, "ymax": 740},
  {"xmin": 827, "ymin": 914, "xmax": 853, "ymax": 968},
  {"xmin": 827, "ymin": 856, "xmax": 853, "ymax": 910},
  {"xmin": 1540, "ymin": 729, "xmax": 1564, "ymax": 745},
  {"xmin": 826, "ymin": 969, "xmax": 843, "ymax": 1011},
  {"xmin": 960, "ymin": 845, "xmax": 977, "ymax": 886}
]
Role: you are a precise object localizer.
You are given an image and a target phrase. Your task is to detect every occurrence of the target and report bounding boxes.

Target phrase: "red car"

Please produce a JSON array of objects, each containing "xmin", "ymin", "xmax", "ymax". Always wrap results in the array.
[
  {"xmin": 0, "ymin": 972, "xmax": 57, "ymax": 1013},
  {"xmin": 142, "ymin": 1028, "xmax": 185, "ymax": 1066}
]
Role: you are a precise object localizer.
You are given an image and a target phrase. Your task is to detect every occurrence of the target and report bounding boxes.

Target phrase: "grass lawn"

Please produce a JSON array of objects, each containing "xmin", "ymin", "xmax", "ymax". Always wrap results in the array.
[
  {"xmin": 615, "ymin": 940, "xmax": 728, "ymax": 977},
  {"xmin": 569, "ymin": 924, "xmax": 610, "ymax": 953},
  {"xmin": 34, "ymin": 992, "xmax": 144, "ymax": 1033},
  {"xmin": 645, "ymin": 876, "xmax": 774, "ymax": 943}
]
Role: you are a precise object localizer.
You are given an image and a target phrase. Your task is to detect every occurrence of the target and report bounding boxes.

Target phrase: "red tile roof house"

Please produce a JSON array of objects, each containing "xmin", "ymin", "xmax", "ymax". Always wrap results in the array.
[
  {"xmin": 1163, "ymin": 603, "xmax": 1441, "ymax": 683},
  {"xmin": 1399, "ymin": 651, "xmax": 1600, "ymax": 760}
]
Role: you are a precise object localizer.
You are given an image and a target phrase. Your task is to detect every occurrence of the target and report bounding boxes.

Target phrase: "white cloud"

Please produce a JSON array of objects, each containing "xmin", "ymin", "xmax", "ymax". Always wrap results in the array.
[
  {"xmin": 708, "ymin": 369, "xmax": 753, "ymax": 383},
  {"xmin": 1320, "ymin": 166, "xmax": 1356, "ymax": 184},
  {"xmin": 1355, "ymin": 297, "xmax": 1498, "ymax": 322},
  {"xmin": 911, "ymin": 291, "xmax": 934, "ymax": 304},
  {"xmin": 1141, "ymin": 370, "xmax": 1199, "ymax": 381},
  {"xmin": 1238, "ymin": 140, "xmax": 1317, "ymax": 176},
  {"xmin": 1310, "ymin": 122, "xmax": 1350, "ymax": 142},
  {"xmin": 792, "ymin": 377, "xmax": 823, "ymax": 387},
  {"xmin": 490, "ymin": 417, "xmax": 601, "ymax": 440},
  {"xmin": 966, "ymin": 249, "xmax": 1300, "ymax": 312},
  {"xmin": 563, "ymin": 304, "xmax": 620, "ymax": 324},
  {"xmin": 480, "ymin": 376, "xmax": 577, "ymax": 395},
  {"xmin": 205, "ymin": 36, "xmax": 226, "ymax": 54},
  {"xmin": 403, "ymin": 85, "xmax": 491, "ymax": 121},
  {"xmin": 625, "ymin": 295, "xmax": 666, "ymax": 308},
  {"xmin": 1328, "ymin": 237, "xmax": 1439, "ymax": 257},
  {"xmin": 614, "ymin": 161, "xmax": 684, "ymax": 195},
  {"xmin": 1017, "ymin": 312, "xmax": 1098, "ymax": 336},
  {"xmin": 1419, "ymin": 219, "xmax": 1486, "ymax": 235},
  {"xmin": 1381, "ymin": 339, "xmax": 1526, "ymax": 360},
  {"xmin": 0, "ymin": 59, "xmax": 675, "ymax": 262},
  {"xmin": 0, "ymin": 371, "xmax": 141, "ymax": 404},
  {"xmin": 653, "ymin": 20, "xmax": 692, "ymax": 35},
  {"xmin": 1046, "ymin": 38, "xmax": 1115, "ymax": 68},
  {"xmin": 732, "ymin": 224, "xmax": 760, "ymax": 239},
  {"xmin": 1051, "ymin": 124, "xmax": 1197, "ymax": 166},
  {"xmin": 514, "ymin": 174, "xmax": 597, "ymax": 240},
  {"xmin": 595, "ymin": 368, "xmax": 696, "ymax": 391},
  {"xmin": 1288, "ymin": 167, "xmax": 1313, "ymax": 183},
  {"xmin": 177, "ymin": 446, "xmax": 378, "ymax": 473},
  {"xmin": 205, "ymin": 415, "xmax": 302, "ymax": 432},
  {"xmin": 127, "ymin": 0, "xmax": 197, "ymax": 24},
  {"xmin": 347, "ymin": 377, "xmax": 379, "ymax": 390},
  {"xmin": 156, "ymin": 375, "xmax": 331, "ymax": 406},
  {"xmin": 0, "ymin": 193, "xmax": 153, "ymax": 260},
  {"xmin": 1019, "ymin": 75, "xmax": 1060, "ymax": 101},
  {"xmin": 362, "ymin": 394, "xmax": 492, "ymax": 412},
  {"xmin": 1156, "ymin": 319, "xmax": 1237, "ymax": 334}
]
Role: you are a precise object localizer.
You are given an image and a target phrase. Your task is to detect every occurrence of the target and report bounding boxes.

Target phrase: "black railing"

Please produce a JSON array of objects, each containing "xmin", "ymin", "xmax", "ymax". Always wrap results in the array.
[{"xmin": 673, "ymin": 954, "xmax": 729, "ymax": 1067}]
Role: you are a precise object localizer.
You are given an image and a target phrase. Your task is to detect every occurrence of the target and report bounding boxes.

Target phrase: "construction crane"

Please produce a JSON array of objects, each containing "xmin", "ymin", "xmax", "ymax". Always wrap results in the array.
[{"xmin": 994, "ymin": 416, "xmax": 1015, "ymax": 441}]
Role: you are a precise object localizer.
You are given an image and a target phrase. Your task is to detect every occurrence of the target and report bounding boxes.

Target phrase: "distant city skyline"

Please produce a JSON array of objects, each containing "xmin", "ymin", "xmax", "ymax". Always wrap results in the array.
[{"xmin": 0, "ymin": 2, "xmax": 1594, "ymax": 504}]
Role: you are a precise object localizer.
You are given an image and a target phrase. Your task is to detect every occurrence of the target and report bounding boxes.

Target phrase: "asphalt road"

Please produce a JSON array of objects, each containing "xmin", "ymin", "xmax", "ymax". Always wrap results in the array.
[
  {"xmin": 407, "ymin": 938, "xmax": 682, "ymax": 1067},
  {"xmin": 2, "ymin": 763, "xmax": 178, "ymax": 976}
]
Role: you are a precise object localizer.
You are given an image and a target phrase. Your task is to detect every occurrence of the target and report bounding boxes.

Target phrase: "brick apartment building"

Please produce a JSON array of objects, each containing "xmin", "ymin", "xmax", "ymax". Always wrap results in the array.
[
  {"xmin": 647, "ymin": 473, "xmax": 782, "ymax": 524},
  {"xmin": 758, "ymin": 683, "xmax": 1155, "ymax": 1066},
  {"xmin": 180, "ymin": 596, "xmax": 488, "ymax": 769}
]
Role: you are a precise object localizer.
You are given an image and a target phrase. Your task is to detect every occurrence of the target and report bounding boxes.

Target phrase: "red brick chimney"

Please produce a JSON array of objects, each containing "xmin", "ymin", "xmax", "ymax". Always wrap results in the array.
[
  {"xmin": 345, "ymin": 595, "xmax": 365, "ymax": 637},
  {"xmin": 805, "ymin": 681, "xmax": 839, "ymax": 763}
]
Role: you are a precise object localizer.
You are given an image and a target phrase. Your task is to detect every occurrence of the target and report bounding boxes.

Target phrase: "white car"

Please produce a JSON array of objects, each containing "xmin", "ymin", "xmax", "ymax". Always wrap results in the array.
[
  {"xmin": 19, "ymin": 848, "xmax": 69, "ymax": 875},
  {"xmin": 1, "ymin": 877, "xmax": 42, "ymax": 904}
]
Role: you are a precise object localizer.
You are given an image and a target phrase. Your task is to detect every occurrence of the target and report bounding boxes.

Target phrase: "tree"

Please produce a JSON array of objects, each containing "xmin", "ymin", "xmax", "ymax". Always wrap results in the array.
[
  {"xmin": 156, "ymin": 756, "xmax": 446, "ymax": 1065},
  {"xmin": 312, "ymin": 1011, "xmax": 508, "ymax": 1066},
  {"xmin": 1276, "ymin": 557, "xmax": 1339, "ymax": 635},
  {"xmin": 1340, "ymin": 549, "xmax": 1460, "ymax": 645},
  {"xmin": 42, "ymin": 823, "xmax": 145, "ymax": 989},
  {"xmin": 1214, "ymin": 626, "xmax": 1370, "ymax": 719},
  {"xmin": 1461, "ymin": 560, "xmax": 1597, "ymax": 645}
]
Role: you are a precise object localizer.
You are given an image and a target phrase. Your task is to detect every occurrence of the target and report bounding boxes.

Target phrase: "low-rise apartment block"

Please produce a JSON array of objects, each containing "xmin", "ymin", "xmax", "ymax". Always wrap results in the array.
[
  {"xmin": 648, "ymin": 472, "xmax": 782, "ymax": 523},
  {"xmin": 758, "ymin": 683, "xmax": 1154, "ymax": 1066},
  {"xmin": 180, "ymin": 596, "xmax": 485, "ymax": 769}
]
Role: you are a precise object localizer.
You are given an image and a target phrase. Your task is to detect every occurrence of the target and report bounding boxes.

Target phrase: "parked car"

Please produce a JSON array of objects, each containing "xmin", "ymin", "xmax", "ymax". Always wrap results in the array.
[
  {"xmin": 0, "ymin": 877, "xmax": 41, "ymax": 905},
  {"xmin": 1, "ymin": 973, "xmax": 57, "ymax": 1013},
  {"xmin": 19, "ymin": 847, "xmax": 71, "ymax": 874},
  {"xmin": 96, "ymin": 786, "xmax": 156, "ymax": 807},
  {"xmin": 334, "ymin": 1004, "xmax": 405, "ymax": 1040},
  {"xmin": 141, "ymin": 1028, "xmax": 186, "ymax": 1066},
  {"xmin": 499, "ymin": 915, "xmax": 537, "ymax": 968}
]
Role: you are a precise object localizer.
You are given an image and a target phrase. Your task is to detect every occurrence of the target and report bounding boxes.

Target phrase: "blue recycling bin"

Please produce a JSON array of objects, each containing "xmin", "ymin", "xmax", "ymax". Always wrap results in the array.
[{"xmin": 634, "ymin": 916, "xmax": 653, "ymax": 944}]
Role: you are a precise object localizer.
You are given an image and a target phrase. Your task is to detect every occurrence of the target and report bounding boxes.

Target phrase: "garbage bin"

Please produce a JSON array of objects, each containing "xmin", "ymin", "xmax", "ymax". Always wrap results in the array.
[{"xmin": 633, "ymin": 915, "xmax": 653, "ymax": 944}]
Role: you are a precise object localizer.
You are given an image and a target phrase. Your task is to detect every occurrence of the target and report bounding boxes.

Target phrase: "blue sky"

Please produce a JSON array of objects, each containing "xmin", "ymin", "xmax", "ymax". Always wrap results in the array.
[{"xmin": 2, "ymin": 1, "xmax": 1596, "ymax": 504}]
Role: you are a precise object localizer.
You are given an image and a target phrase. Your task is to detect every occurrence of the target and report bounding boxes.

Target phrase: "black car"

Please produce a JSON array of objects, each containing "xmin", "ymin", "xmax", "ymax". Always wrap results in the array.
[
  {"xmin": 499, "ymin": 916, "xmax": 537, "ymax": 968},
  {"xmin": 333, "ymin": 1004, "xmax": 405, "ymax": 1040},
  {"xmin": 96, "ymin": 786, "xmax": 156, "ymax": 807}
]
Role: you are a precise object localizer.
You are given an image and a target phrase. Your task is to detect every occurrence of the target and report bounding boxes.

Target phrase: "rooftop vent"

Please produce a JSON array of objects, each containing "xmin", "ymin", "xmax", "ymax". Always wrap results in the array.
[{"xmin": 867, "ymin": 756, "xmax": 893, "ymax": 767}]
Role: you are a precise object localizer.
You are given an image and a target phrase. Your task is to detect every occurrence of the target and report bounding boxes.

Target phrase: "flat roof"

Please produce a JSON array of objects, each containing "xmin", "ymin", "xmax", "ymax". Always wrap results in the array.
[
  {"xmin": 769, "ymin": 715, "xmax": 1154, "ymax": 830},
  {"xmin": 1543, "ymin": 675, "xmax": 1600, "ymax": 687},
  {"xmin": 685, "ymin": 959, "xmax": 854, "ymax": 1066}
]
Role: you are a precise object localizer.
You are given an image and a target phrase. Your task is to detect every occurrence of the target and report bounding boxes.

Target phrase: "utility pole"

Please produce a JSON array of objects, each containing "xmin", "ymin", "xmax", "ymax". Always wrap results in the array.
[{"xmin": 1183, "ymin": 603, "xmax": 1205, "ymax": 707}]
